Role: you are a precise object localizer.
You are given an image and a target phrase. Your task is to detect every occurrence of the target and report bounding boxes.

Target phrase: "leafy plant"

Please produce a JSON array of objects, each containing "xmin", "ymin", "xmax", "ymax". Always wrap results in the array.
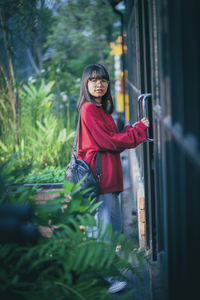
[
  {"xmin": 25, "ymin": 114, "xmax": 75, "ymax": 167},
  {"xmin": 15, "ymin": 166, "xmax": 65, "ymax": 184},
  {"xmin": 0, "ymin": 80, "xmax": 76, "ymax": 168},
  {"xmin": 19, "ymin": 80, "xmax": 55, "ymax": 127},
  {"xmin": 0, "ymin": 162, "xmax": 149, "ymax": 300}
]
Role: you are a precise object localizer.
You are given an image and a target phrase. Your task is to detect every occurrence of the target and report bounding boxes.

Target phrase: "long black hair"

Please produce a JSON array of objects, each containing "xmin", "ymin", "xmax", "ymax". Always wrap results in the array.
[{"xmin": 77, "ymin": 64, "xmax": 114, "ymax": 114}]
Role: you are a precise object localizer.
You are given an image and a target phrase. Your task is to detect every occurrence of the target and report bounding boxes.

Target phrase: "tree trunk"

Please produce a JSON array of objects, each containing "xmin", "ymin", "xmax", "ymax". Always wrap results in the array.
[{"xmin": 27, "ymin": 48, "xmax": 40, "ymax": 74}]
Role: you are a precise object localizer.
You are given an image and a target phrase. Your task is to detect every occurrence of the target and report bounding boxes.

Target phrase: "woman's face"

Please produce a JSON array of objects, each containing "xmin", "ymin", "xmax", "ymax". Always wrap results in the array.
[{"xmin": 87, "ymin": 75, "xmax": 109, "ymax": 99}]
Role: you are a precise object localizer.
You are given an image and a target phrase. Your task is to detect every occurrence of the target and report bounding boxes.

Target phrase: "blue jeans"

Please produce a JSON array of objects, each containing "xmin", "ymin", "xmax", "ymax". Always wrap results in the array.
[{"xmin": 88, "ymin": 192, "xmax": 122, "ymax": 238}]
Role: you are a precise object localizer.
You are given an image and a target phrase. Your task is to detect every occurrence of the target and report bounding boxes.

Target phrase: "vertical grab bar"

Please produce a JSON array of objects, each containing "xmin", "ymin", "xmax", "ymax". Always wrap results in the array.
[
  {"xmin": 137, "ymin": 94, "xmax": 145, "ymax": 121},
  {"xmin": 137, "ymin": 93, "xmax": 154, "ymax": 142}
]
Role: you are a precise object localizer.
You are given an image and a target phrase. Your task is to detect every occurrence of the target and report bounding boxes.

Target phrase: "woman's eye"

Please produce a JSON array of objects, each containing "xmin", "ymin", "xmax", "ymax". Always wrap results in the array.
[
  {"xmin": 102, "ymin": 79, "xmax": 107, "ymax": 83},
  {"xmin": 91, "ymin": 79, "xmax": 97, "ymax": 83}
]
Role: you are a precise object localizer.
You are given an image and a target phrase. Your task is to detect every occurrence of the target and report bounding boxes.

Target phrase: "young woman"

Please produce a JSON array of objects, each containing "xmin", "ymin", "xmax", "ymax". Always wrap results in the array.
[{"xmin": 76, "ymin": 64, "xmax": 150, "ymax": 293}]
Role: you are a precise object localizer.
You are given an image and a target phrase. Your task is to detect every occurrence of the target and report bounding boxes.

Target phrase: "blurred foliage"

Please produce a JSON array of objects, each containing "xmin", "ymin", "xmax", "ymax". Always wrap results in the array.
[
  {"xmin": 0, "ymin": 0, "xmax": 120, "ymax": 176},
  {"xmin": 0, "ymin": 0, "xmax": 119, "ymax": 91},
  {"xmin": 45, "ymin": 0, "xmax": 119, "ymax": 80},
  {"xmin": 0, "ymin": 158, "xmax": 149, "ymax": 300},
  {"xmin": 0, "ymin": 156, "xmax": 36, "ymax": 204}
]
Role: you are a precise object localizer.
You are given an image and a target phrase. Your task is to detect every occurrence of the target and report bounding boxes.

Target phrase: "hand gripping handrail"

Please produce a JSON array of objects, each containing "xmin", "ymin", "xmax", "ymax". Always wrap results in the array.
[{"xmin": 137, "ymin": 93, "xmax": 154, "ymax": 142}]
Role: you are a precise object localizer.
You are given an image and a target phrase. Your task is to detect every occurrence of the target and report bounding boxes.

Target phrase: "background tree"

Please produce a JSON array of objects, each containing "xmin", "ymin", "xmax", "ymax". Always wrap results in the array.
[
  {"xmin": 0, "ymin": 0, "xmax": 120, "ymax": 171},
  {"xmin": 0, "ymin": 0, "xmax": 53, "ymax": 154}
]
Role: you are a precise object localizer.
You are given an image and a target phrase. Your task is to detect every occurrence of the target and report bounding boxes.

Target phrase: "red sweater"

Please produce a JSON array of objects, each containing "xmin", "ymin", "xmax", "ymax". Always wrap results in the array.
[{"xmin": 77, "ymin": 102, "xmax": 147, "ymax": 194}]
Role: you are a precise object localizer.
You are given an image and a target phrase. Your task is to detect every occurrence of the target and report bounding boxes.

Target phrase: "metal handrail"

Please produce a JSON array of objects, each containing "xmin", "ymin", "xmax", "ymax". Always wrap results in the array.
[{"xmin": 138, "ymin": 93, "xmax": 154, "ymax": 142}]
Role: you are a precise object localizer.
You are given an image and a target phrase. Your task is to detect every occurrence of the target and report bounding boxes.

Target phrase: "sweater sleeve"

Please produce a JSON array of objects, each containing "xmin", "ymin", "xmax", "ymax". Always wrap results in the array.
[
  {"xmin": 81, "ymin": 103, "xmax": 147, "ymax": 152},
  {"xmin": 121, "ymin": 124, "xmax": 133, "ymax": 133}
]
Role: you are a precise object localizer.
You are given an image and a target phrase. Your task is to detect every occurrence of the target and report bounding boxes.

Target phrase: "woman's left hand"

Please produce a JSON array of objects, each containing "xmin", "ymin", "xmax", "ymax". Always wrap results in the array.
[
  {"xmin": 132, "ymin": 117, "xmax": 150, "ymax": 128},
  {"xmin": 141, "ymin": 117, "xmax": 150, "ymax": 127}
]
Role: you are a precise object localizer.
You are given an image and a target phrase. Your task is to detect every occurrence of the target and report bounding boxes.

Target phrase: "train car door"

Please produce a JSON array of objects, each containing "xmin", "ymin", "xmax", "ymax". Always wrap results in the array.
[
  {"xmin": 138, "ymin": 0, "xmax": 156, "ymax": 261},
  {"xmin": 127, "ymin": 0, "xmax": 156, "ymax": 260}
]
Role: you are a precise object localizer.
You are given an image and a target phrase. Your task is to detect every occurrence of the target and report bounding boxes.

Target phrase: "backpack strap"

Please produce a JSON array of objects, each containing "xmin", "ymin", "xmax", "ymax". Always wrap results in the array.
[{"xmin": 72, "ymin": 114, "xmax": 101, "ymax": 179}]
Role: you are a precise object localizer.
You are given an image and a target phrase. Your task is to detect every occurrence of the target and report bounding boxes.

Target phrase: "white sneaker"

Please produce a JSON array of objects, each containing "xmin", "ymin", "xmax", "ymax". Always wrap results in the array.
[{"xmin": 108, "ymin": 280, "xmax": 127, "ymax": 293}]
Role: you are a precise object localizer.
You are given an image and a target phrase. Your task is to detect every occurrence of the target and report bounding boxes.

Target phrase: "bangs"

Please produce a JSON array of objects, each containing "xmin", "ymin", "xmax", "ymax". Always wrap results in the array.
[{"xmin": 87, "ymin": 66, "xmax": 109, "ymax": 80}]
